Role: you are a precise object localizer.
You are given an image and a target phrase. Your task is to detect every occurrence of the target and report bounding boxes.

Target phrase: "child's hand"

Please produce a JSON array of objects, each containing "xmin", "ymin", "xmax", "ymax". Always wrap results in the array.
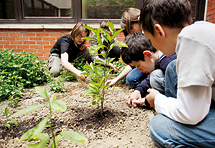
[
  {"xmin": 105, "ymin": 78, "xmax": 117, "ymax": 85},
  {"xmin": 145, "ymin": 88, "xmax": 160, "ymax": 109},
  {"xmin": 124, "ymin": 90, "xmax": 141, "ymax": 108},
  {"xmin": 132, "ymin": 98, "xmax": 145, "ymax": 106}
]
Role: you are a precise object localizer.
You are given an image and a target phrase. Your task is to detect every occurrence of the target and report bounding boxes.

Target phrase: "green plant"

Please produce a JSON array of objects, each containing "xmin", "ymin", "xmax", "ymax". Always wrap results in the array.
[
  {"xmin": 0, "ymin": 49, "xmax": 51, "ymax": 102},
  {"xmin": 83, "ymin": 22, "xmax": 127, "ymax": 116},
  {"xmin": 49, "ymin": 76, "xmax": 66, "ymax": 93},
  {"xmin": 2, "ymin": 107, "xmax": 18, "ymax": 130},
  {"xmin": 9, "ymin": 87, "xmax": 87, "ymax": 148},
  {"xmin": 8, "ymin": 96, "xmax": 21, "ymax": 108}
]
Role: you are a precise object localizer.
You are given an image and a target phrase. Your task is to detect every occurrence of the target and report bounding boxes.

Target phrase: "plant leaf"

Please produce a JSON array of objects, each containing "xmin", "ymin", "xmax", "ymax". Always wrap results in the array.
[
  {"xmin": 11, "ymin": 119, "xmax": 18, "ymax": 126},
  {"xmin": 33, "ymin": 117, "xmax": 49, "ymax": 136},
  {"xmin": 10, "ymin": 104, "xmax": 44, "ymax": 118},
  {"xmin": 110, "ymin": 42, "xmax": 128, "ymax": 51},
  {"xmin": 83, "ymin": 36, "xmax": 97, "ymax": 41},
  {"xmin": 60, "ymin": 131, "xmax": 87, "ymax": 143},
  {"xmin": 107, "ymin": 22, "xmax": 114, "ymax": 34},
  {"xmin": 35, "ymin": 87, "xmax": 49, "ymax": 100},
  {"xmin": 20, "ymin": 128, "xmax": 35, "ymax": 141},
  {"xmin": 84, "ymin": 26, "xmax": 96, "ymax": 34},
  {"xmin": 27, "ymin": 133, "xmax": 50, "ymax": 148},
  {"xmin": 89, "ymin": 45, "xmax": 106, "ymax": 56},
  {"xmin": 51, "ymin": 100, "xmax": 67, "ymax": 112}
]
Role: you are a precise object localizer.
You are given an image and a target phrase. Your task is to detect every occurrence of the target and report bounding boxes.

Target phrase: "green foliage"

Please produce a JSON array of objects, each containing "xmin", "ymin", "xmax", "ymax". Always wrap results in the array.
[
  {"xmin": 8, "ymin": 96, "xmax": 21, "ymax": 108},
  {"xmin": 10, "ymin": 87, "xmax": 87, "ymax": 148},
  {"xmin": 2, "ymin": 107, "xmax": 18, "ymax": 130},
  {"xmin": 83, "ymin": 22, "xmax": 127, "ymax": 116},
  {"xmin": 49, "ymin": 76, "xmax": 66, "ymax": 93},
  {"xmin": 60, "ymin": 57, "xmax": 88, "ymax": 82},
  {"xmin": 0, "ymin": 49, "xmax": 51, "ymax": 102}
]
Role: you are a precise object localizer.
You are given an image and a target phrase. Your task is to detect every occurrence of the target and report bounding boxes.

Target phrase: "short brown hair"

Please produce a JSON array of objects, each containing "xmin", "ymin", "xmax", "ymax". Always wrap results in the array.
[{"xmin": 70, "ymin": 22, "xmax": 90, "ymax": 43}]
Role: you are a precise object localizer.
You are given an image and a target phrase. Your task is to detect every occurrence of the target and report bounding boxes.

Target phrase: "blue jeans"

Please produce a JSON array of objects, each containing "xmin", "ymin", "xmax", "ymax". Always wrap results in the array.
[
  {"xmin": 126, "ymin": 67, "xmax": 148, "ymax": 88},
  {"xmin": 150, "ymin": 108, "xmax": 215, "ymax": 148},
  {"xmin": 150, "ymin": 59, "xmax": 215, "ymax": 147},
  {"xmin": 150, "ymin": 60, "xmax": 177, "ymax": 98}
]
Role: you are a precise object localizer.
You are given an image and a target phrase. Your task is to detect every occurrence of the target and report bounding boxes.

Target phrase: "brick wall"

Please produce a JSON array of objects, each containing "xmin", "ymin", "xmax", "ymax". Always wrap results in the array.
[
  {"xmin": 206, "ymin": 0, "xmax": 215, "ymax": 23},
  {"xmin": 0, "ymin": 28, "xmax": 125, "ymax": 61}
]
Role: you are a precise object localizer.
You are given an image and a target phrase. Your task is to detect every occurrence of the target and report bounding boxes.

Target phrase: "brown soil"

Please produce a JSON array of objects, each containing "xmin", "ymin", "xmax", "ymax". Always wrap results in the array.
[{"xmin": 0, "ymin": 80, "xmax": 156, "ymax": 148}]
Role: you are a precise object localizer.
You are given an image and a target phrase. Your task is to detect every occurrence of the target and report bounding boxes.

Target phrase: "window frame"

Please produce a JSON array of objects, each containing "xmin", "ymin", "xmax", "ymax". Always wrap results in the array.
[{"xmin": 0, "ymin": 0, "xmax": 143, "ymax": 24}]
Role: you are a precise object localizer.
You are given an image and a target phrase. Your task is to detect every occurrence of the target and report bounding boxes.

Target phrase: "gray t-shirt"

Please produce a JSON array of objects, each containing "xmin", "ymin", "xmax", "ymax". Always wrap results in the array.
[{"xmin": 176, "ymin": 21, "xmax": 215, "ymax": 90}]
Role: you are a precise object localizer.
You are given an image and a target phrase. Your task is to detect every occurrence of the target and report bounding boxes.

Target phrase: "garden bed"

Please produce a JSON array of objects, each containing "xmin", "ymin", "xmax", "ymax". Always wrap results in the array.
[{"xmin": 0, "ymin": 80, "xmax": 156, "ymax": 148}]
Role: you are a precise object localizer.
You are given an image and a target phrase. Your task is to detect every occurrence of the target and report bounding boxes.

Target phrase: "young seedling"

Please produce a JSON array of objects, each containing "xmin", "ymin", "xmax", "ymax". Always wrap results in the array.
[
  {"xmin": 9, "ymin": 87, "xmax": 87, "ymax": 148},
  {"xmin": 2, "ymin": 107, "xmax": 18, "ymax": 130},
  {"xmin": 83, "ymin": 22, "xmax": 127, "ymax": 116}
]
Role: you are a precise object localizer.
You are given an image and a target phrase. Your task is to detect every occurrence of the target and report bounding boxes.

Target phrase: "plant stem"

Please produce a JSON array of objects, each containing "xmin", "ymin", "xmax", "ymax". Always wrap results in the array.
[{"xmin": 49, "ymin": 103, "xmax": 56, "ymax": 148}]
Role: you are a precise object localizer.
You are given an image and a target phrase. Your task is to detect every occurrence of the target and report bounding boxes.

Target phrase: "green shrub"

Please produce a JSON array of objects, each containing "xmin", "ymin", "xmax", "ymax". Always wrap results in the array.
[{"xmin": 0, "ymin": 48, "xmax": 51, "ymax": 102}]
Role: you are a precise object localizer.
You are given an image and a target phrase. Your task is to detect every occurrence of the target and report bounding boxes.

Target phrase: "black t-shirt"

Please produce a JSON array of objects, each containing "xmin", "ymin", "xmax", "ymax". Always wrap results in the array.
[{"xmin": 50, "ymin": 34, "xmax": 82, "ymax": 63}]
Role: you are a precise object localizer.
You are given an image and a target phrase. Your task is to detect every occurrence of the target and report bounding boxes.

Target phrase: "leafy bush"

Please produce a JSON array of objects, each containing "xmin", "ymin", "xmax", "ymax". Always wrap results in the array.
[
  {"xmin": 49, "ymin": 76, "xmax": 66, "ymax": 93},
  {"xmin": 0, "ymin": 48, "xmax": 51, "ymax": 102}
]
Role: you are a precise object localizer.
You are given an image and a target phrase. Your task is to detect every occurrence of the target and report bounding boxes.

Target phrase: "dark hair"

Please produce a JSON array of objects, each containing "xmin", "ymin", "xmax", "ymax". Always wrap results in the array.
[
  {"xmin": 100, "ymin": 20, "xmax": 111, "ymax": 29},
  {"xmin": 140, "ymin": 0, "xmax": 192, "ymax": 36},
  {"xmin": 70, "ymin": 22, "xmax": 90, "ymax": 45},
  {"xmin": 121, "ymin": 32, "xmax": 157, "ymax": 64},
  {"xmin": 120, "ymin": 8, "xmax": 140, "ymax": 36}
]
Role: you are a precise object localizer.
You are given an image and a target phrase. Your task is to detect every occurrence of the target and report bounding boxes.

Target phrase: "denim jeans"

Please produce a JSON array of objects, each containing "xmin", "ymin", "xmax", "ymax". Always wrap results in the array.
[
  {"xmin": 126, "ymin": 67, "xmax": 148, "ymax": 88},
  {"xmin": 150, "ymin": 59, "xmax": 215, "ymax": 147},
  {"xmin": 150, "ymin": 108, "xmax": 215, "ymax": 148},
  {"xmin": 150, "ymin": 60, "xmax": 177, "ymax": 98}
]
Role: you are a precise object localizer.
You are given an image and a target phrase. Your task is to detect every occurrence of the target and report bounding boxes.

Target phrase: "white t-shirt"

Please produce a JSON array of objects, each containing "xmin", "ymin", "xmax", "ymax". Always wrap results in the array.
[{"xmin": 155, "ymin": 21, "xmax": 215, "ymax": 124}]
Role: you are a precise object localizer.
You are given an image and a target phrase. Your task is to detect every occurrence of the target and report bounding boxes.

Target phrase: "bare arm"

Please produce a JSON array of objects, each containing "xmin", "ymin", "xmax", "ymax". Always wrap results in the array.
[
  {"xmin": 105, "ymin": 65, "xmax": 132, "ymax": 85},
  {"xmin": 61, "ymin": 52, "xmax": 87, "ymax": 79}
]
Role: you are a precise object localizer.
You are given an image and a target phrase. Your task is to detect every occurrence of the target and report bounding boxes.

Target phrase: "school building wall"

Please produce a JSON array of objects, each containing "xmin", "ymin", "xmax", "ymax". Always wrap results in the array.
[{"xmin": 0, "ymin": 0, "xmax": 214, "ymax": 61}]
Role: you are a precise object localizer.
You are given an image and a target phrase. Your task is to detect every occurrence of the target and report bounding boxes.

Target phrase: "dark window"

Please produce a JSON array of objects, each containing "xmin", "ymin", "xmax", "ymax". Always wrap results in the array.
[{"xmin": 0, "ymin": 0, "xmax": 15, "ymax": 19}]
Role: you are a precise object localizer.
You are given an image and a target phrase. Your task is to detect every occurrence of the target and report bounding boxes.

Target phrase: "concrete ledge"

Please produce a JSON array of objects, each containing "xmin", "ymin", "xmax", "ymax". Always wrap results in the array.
[{"xmin": 0, "ymin": 24, "xmax": 121, "ymax": 29}]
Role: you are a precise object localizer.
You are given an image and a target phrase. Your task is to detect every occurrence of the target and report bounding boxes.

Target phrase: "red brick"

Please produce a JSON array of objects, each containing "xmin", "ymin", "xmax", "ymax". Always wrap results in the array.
[
  {"xmin": 36, "ymin": 33, "xmax": 49, "ymax": 37},
  {"xmin": 23, "ymin": 41, "xmax": 36, "ymax": 44},
  {"xmin": 50, "ymin": 41, "xmax": 56, "ymax": 45},
  {"xmin": 43, "ymin": 37, "xmax": 55, "ymax": 41},
  {"xmin": 13, "ymin": 49, "xmax": 24, "ymax": 52},
  {"xmin": 29, "ymin": 37, "xmax": 42, "ymax": 41},
  {"xmin": 35, "ymin": 52, "xmax": 43, "ymax": 56},
  {"xmin": 37, "ymin": 41, "xmax": 49, "ymax": 45},
  {"xmin": 15, "ymin": 29, "xmax": 29, "ymax": 32},
  {"xmin": 50, "ymin": 33, "xmax": 62, "ymax": 37},
  {"xmin": 10, "ymin": 33, "xmax": 23, "ymax": 37},
  {"xmin": 30, "ymin": 29, "xmax": 42, "ymax": 32},
  {"xmin": 16, "ymin": 37, "xmax": 28, "ymax": 40},
  {"xmin": 0, "ymin": 45, "xmax": 3, "ymax": 48},
  {"xmin": 44, "ymin": 52, "xmax": 50, "ymax": 57},
  {"xmin": 10, "ymin": 41, "xmax": 22, "ymax": 44},
  {"xmin": 3, "ymin": 37, "xmax": 15, "ymax": 40},
  {"xmin": 2, "ymin": 29, "xmax": 16, "ymax": 32},
  {"xmin": 23, "ymin": 33, "xmax": 36, "ymax": 36},
  {"xmin": 4, "ymin": 45, "xmax": 16, "ymax": 49},
  {"xmin": 43, "ymin": 45, "xmax": 53, "ymax": 49},
  {"xmin": 0, "ymin": 41, "xmax": 10, "ymax": 44},
  {"xmin": 17, "ymin": 45, "xmax": 29, "ymax": 48},
  {"xmin": 37, "ymin": 48, "xmax": 50, "ymax": 52},
  {"xmin": 25, "ymin": 49, "xmax": 37, "ymax": 53},
  {"xmin": 56, "ymin": 29, "xmax": 69, "ymax": 32},
  {"xmin": 30, "ymin": 45, "xmax": 43, "ymax": 49},
  {"xmin": 0, "ymin": 32, "xmax": 9, "ymax": 36}
]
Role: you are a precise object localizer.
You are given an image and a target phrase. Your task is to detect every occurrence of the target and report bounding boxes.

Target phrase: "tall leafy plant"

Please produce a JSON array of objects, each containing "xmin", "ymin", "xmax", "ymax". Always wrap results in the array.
[
  {"xmin": 9, "ymin": 87, "xmax": 87, "ymax": 148},
  {"xmin": 83, "ymin": 22, "xmax": 127, "ymax": 116}
]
